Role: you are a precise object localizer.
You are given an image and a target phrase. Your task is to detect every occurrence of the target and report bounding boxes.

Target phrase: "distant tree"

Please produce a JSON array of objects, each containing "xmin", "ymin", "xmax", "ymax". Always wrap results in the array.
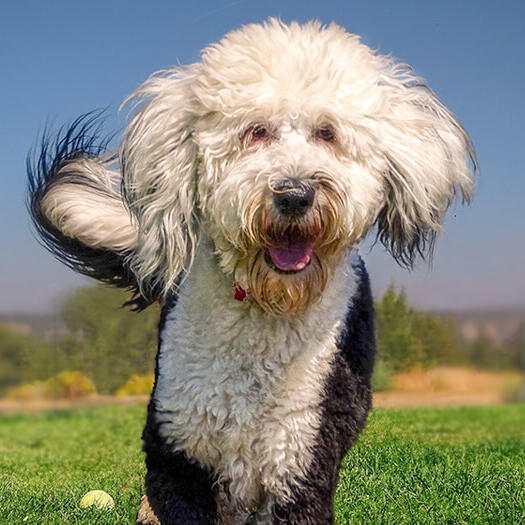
[
  {"xmin": 412, "ymin": 313, "xmax": 465, "ymax": 368},
  {"xmin": 4, "ymin": 282, "xmax": 520, "ymax": 398},
  {"xmin": 375, "ymin": 286, "xmax": 421, "ymax": 372},
  {"xmin": 374, "ymin": 286, "xmax": 464, "ymax": 374},
  {"xmin": 510, "ymin": 322, "xmax": 525, "ymax": 371},
  {"xmin": 60, "ymin": 286, "xmax": 160, "ymax": 393},
  {"xmin": 0, "ymin": 325, "xmax": 55, "ymax": 395},
  {"xmin": 468, "ymin": 335, "xmax": 512, "ymax": 370},
  {"xmin": 0, "ymin": 325, "xmax": 31, "ymax": 394}
]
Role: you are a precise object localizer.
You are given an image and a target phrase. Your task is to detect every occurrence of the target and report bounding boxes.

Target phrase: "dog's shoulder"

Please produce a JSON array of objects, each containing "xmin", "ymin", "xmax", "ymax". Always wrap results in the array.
[{"xmin": 335, "ymin": 253, "xmax": 376, "ymax": 381}]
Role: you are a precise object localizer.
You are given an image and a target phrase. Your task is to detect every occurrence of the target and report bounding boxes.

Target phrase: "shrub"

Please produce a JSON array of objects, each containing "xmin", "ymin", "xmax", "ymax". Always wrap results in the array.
[
  {"xmin": 44, "ymin": 371, "xmax": 96, "ymax": 399},
  {"xmin": 5, "ymin": 371, "xmax": 96, "ymax": 400},
  {"xmin": 6, "ymin": 380, "xmax": 47, "ymax": 401},
  {"xmin": 116, "ymin": 373, "xmax": 154, "ymax": 396}
]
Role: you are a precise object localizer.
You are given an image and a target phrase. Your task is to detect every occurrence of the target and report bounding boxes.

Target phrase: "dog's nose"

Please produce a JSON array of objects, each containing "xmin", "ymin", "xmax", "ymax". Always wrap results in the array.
[{"xmin": 272, "ymin": 179, "xmax": 315, "ymax": 217}]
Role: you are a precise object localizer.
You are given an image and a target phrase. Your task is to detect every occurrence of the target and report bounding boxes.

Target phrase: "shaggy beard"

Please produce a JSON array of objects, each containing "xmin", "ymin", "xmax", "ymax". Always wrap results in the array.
[
  {"xmin": 233, "ymin": 178, "xmax": 350, "ymax": 315},
  {"xmin": 241, "ymin": 249, "xmax": 335, "ymax": 315}
]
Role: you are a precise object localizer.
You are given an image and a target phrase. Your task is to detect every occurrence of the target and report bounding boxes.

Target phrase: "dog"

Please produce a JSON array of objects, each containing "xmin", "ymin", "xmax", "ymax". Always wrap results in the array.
[{"xmin": 28, "ymin": 19, "xmax": 476, "ymax": 525}]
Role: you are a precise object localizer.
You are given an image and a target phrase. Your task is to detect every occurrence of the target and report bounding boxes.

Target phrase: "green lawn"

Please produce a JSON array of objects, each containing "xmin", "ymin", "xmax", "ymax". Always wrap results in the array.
[{"xmin": 0, "ymin": 404, "xmax": 523, "ymax": 524}]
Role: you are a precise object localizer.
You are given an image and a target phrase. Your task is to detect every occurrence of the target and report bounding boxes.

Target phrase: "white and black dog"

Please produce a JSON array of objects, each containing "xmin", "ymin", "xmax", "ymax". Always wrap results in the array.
[{"xmin": 28, "ymin": 20, "xmax": 476, "ymax": 525}]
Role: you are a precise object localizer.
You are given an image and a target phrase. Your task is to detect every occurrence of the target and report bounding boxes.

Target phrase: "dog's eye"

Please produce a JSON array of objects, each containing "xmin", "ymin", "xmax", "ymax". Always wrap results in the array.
[
  {"xmin": 241, "ymin": 124, "xmax": 271, "ymax": 146},
  {"xmin": 314, "ymin": 125, "xmax": 336, "ymax": 143},
  {"xmin": 251, "ymin": 124, "xmax": 270, "ymax": 141}
]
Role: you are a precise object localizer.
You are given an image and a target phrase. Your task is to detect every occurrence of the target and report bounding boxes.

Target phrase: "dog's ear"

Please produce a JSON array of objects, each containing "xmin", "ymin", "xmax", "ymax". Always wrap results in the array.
[
  {"xmin": 375, "ymin": 71, "xmax": 478, "ymax": 267},
  {"xmin": 120, "ymin": 66, "xmax": 201, "ymax": 295},
  {"xmin": 28, "ymin": 114, "xmax": 140, "ymax": 295},
  {"xmin": 36, "ymin": 156, "xmax": 137, "ymax": 253}
]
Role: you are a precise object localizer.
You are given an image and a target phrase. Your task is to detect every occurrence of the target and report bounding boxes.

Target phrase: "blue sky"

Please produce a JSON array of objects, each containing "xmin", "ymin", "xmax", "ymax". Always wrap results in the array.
[{"xmin": 1, "ymin": 0, "xmax": 524, "ymax": 313}]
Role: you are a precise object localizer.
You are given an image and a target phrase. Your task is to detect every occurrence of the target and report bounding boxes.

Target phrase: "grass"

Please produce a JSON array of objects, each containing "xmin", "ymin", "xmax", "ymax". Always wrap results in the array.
[
  {"xmin": 336, "ymin": 405, "xmax": 524, "ymax": 524},
  {"xmin": 0, "ymin": 404, "xmax": 523, "ymax": 524},
  {"xmin": 0, "ymin": 406, "xmax": 143, "ymax": 524}
]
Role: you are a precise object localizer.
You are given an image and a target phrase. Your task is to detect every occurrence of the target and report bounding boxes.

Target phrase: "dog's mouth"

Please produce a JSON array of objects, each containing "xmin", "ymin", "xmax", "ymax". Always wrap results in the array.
[{"xmin": 265, "ymin": 229, "xmax": 314, "ymax": 273}]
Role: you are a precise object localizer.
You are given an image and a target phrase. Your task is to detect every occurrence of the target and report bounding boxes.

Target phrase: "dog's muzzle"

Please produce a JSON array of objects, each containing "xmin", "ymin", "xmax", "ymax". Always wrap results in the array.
[{"xmin": 266, "ymin": 178, "xmax": 316, "ymax": 273}]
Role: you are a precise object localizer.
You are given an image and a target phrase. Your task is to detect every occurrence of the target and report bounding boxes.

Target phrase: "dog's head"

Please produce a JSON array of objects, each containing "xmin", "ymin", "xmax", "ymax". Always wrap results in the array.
[{"xmin": 38, "ymin": 20, "xmax": 477, "ymax": 314}]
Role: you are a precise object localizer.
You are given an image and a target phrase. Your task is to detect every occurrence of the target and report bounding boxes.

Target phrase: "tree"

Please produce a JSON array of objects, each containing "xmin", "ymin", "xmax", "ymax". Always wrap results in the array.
[
  {"xmin": 60, "ymin": 286, "xmax": 160, "ymax": 393},
  {"xmin": 375, "ymin": 286, "xmax": 420, "ymax": 372},
  {"xmin": 510, "ymin": 322, "xmax": 525, "ymax": 371},
  {"xmin": 0, "ymin": 324, "xmax": 55, "ymax": 395},
  {"xmin": 412, "ymin": 313, "xmax": 465, "ymax": 368},
  {"xmin": 375, "ymin": 286, "xmax": 464, "ymax": 374}
]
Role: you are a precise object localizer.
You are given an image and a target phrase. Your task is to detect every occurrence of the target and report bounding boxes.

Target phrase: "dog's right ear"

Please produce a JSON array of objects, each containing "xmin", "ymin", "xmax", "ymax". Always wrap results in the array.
[{"xmin": 120, "ymin": 65, "xmax": 202, "ymax": 296}]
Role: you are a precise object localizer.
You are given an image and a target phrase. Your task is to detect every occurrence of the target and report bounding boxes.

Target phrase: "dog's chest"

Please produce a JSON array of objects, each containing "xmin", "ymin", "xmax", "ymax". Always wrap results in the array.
[
  {"xmin": 152, "ymin": 248, "xmax": 356, "ymax": 507},
  {"xmin": 155, "ymin": 306, "xmax": 339, "ymax": 505}
]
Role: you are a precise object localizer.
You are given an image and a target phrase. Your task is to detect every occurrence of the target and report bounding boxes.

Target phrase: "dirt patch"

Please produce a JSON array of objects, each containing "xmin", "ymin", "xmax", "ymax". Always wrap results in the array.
[
  {"xmin": 391, "ymin": 367, "xmax": 521, "ymax": 394},
  {"xmin": 375, "ymin": 367, "xmax": 523, "ymax": 407},
  {"xmin": 373, "ymin": 391, "xmax": 501, "ymax": 408}
]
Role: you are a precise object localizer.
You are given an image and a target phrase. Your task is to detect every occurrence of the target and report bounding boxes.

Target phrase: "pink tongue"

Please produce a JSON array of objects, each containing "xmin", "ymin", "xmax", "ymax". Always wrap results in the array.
[{"xmin": 268, "ymin": 237, "xmax": 314, "ymax": 272}]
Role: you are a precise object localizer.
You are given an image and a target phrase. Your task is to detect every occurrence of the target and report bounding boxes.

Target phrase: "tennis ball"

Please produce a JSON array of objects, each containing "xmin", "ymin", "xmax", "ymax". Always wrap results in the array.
[{"xmin": 79, "ymin": 490, "xmax": 115, "ymax": 510}]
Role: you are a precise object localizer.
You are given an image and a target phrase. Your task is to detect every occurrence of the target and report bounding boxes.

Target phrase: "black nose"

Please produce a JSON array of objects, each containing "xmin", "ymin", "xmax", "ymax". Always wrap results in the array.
[{"xmin": 272, "ymin": 179, "xmax": 315, "ymax": 217}]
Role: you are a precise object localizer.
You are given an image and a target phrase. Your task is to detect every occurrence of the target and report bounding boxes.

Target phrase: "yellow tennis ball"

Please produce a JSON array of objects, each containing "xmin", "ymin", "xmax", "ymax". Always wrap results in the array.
[{"xmin": 79, "ymin": 490, "xmax": 115, "ymax": 510}]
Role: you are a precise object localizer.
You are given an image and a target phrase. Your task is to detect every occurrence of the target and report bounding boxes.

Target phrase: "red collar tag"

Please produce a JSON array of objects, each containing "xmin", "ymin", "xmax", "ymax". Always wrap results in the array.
[{"xmin": 233, "ymin": 285, "xmax": 248, "ymax": 302}]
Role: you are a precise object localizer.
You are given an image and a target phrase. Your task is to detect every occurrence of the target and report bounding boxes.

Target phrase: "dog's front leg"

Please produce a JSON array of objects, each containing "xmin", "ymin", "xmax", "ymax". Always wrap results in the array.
[
  {"xmin": 138, "ymin": 407, "xmax": 218, "ymax": 525},
  {"xmin": 255, "ymin": 472, "xmax": 338, "ymax": 525}
]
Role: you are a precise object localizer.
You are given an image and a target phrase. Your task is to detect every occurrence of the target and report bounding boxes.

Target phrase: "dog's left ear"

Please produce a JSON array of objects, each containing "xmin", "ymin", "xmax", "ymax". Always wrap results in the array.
[
  {"xmin": 120, "ymin": 66, "xmax": 202, "ymax": 296},
  {"xmin": 375, "ymin": 72, "xmax": 478, "ymax": 266}
]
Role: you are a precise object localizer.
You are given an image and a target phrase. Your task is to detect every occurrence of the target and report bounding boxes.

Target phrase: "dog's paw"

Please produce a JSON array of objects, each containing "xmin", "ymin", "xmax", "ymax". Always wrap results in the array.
[{"xmin": 136, "ymin": 495, "xmax": 161, "ymax": 525}]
